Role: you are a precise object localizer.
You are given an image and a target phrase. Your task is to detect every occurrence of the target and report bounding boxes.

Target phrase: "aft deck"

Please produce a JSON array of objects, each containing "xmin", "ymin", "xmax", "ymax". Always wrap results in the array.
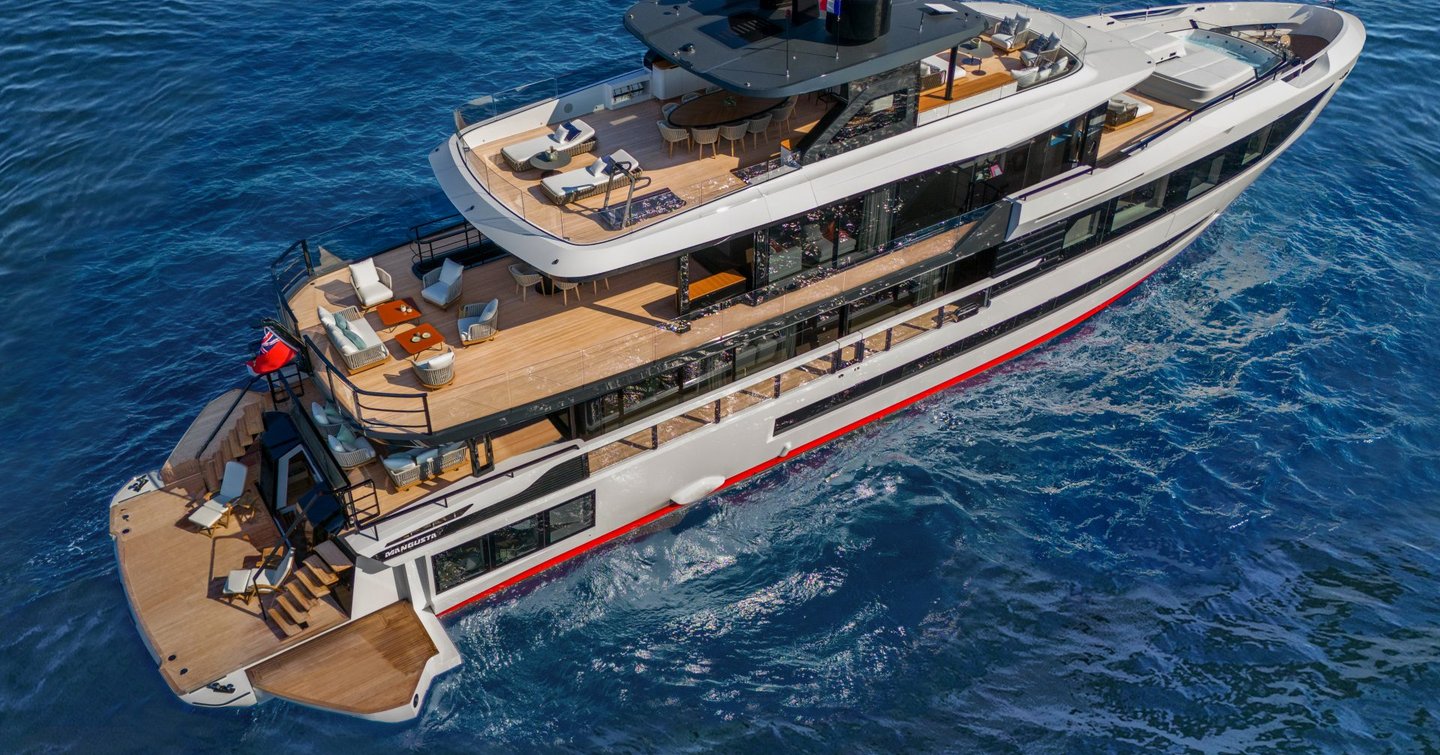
[
  {"xmin": 465, "ymin": 95, "xmax": 832, "ymax": 244},
  {"xmin": 249, "ymin": 601, "xmax": 437, "ymax": 716},
  {"xmin": 288, "ymin": 217, "xmax": 977, "ymax": 443},
  {"xmin": 111, "ymin": 479, "xmax": 347, "ymax": 694}
]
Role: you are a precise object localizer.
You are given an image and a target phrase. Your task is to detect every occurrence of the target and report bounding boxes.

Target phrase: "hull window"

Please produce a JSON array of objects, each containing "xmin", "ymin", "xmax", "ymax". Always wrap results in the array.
[{"xmin": 432, "ymin": 492, "xmax": 598, "ymax": 595}]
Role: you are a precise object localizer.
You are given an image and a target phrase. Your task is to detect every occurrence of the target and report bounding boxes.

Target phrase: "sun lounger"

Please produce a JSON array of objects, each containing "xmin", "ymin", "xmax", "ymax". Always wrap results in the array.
[
  {"xmin": 500, "ymin": 119, "xmax": 598, "ymax": 171},
  {"xmin": 187, "ymin": 461, "xmax": 247, "ymax": 536},
  {"xmin": 540, "ymin": 149, "xmax": 641, "ymax": 205}
]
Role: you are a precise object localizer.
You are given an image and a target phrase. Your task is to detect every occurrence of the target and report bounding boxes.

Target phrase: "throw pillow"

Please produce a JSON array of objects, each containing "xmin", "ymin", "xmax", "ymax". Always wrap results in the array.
[
  {"xmin": 326, "ymin": 434, "xmax": 350, "ymax": 455},
  {"xmin": 342, "ymin": 326, "xmax": 368, "ymax": 352},
  {"xmin": 336, "ymin": 424, "xmax": 357, "ymax": 446},
  {"xmin": 439, "ymin": 258, "xmax": 463, "ymax": 287}
]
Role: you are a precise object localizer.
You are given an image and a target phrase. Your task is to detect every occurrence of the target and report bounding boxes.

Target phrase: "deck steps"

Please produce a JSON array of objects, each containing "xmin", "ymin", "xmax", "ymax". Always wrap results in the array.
[
  {"xmin": 293, "ymin": 566, "xmax": 330, "ymax": 600},
  {"xmin": 265, "ymin": 605, "xmax": 303, "ymax": 637},
  {"xmin": 303, "ymin": 556, "xmax": 341, "ymax": 585},
  {"xmin": 275, "ymin": 592, "xmax": 311, "ymax": 626},
  {"xmin": 314, "ymin": 541, "xmax": 354, "ymax": 573},
  {"xmin": 163, "ymin": 390, "xmax": 274, "ymax": 494}
]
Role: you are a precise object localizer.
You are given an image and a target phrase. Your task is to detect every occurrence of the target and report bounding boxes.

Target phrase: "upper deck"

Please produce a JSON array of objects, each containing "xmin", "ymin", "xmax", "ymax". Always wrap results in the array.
[{"xmin": 433, "ymin": 2, "xmax": 1109, "ymax": 276}]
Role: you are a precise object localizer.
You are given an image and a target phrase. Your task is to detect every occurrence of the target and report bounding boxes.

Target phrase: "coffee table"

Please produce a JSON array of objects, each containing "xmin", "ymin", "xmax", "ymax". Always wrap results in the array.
[
  {"xmin": 529, "ymin": 150, "xmax": 572, "ymax": 175},
  {"xmin": 375, "ymin": 298, "xmax": 423, "ymax": 329},
  {"xmin": 395, "ymin": 323, "xmax": 445, "ymax": 356}
]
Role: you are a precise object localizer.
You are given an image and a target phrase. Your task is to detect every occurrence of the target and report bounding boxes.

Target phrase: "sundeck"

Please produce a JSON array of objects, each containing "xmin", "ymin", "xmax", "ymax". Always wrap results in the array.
[{"xmin": 112, "ymin": 0, "xmax": 1363, "ymax": 721}]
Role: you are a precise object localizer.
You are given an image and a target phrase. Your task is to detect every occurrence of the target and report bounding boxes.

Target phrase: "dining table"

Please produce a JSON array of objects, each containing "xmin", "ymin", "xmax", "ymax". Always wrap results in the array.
[{"xmin": 666, "ymin": 91, "xmax": 785, "ymax": 129}]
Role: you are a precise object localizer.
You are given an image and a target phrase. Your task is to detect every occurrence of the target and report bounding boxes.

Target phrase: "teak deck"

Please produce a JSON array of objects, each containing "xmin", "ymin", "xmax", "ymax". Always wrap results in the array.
[
  {"xmin": 290, "ymin": 218, "xmax": 976, "ymax": 441},
  {"xmin": 249, "ymin": 601, "xmax": 437, "ymax": 715},
  {"xmin": 467, "ymin": 95, "xmax": 833, "ymax": 244},
  {"xmin": 111, "ymin": 480, "xmax": 347, "ymax": 694}
]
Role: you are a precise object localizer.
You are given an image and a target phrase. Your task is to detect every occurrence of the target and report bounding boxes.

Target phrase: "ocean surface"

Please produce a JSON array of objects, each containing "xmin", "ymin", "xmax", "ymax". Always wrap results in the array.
[{"xmin": 1, "ymin": 0, "xmax": 1436, "ymax": 751}]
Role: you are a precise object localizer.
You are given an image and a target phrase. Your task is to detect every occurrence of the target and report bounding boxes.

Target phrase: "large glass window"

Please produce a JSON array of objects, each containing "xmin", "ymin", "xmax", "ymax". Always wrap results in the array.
[
  {"xmin": 546, "ymin": 493, "xmax": 595, "ymax": 544},
  {"xmin": 1062, "ymin": 209, "xmax": 1102, "ymax": 249},
  {"xmin": 431, "ymin": 492, "xmax": 597, "ymax": 595},
  {"xmin": 490, "ymin": 516, "xmax": 543, "ymax": 568},
  {"xmin": 1110, "ymin": 177, "xmax": 1168, "ymax": 233},
  {"xmin": 893, "ymin": 165, "xmax": 968, "ymax": 239},
  {"xmin": 433, "ymin": 538, "xmax": 488, "ymax": 594}
]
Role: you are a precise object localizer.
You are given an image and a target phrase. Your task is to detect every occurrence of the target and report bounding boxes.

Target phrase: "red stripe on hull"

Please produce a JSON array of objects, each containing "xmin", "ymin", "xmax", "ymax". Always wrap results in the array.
[{"xmin": 439, "ymin": 269, "xmax": 1154, "ymax": 617}]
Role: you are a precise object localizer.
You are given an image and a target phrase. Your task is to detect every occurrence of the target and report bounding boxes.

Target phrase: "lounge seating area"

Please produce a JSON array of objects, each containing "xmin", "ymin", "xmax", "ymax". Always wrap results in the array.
[
  {"xmin": 499, "ymin": 118, "xmax": 598, "ymax": 171},
  {"xmin": 463, "ymin": 93, "xmax": 832, "ymax": 243},
  {"xmin": 379, "ymin": 441, "xmax": 468, "ymax": 492}
]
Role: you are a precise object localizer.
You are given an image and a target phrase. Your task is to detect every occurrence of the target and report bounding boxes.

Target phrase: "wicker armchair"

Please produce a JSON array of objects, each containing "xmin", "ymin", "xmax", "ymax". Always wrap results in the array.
[
  {"xmin": 382, "ymin": 452, "xmax": 423, "ymax": 491},
  {"xmin": 420, "ymin": 258, "xmax": 464, "ymax": 310},
  {"xmin": 458, "ymin": 299, "xmax": 500, "ymax": 345},
  {"xmin": 325, "ymin": 425, "xmax": 376, "ymax": 469},
  {"xmin": 410, "ymin": 344, "xmax": 456, "ymax": 389},
  {"xmin": 347, "ymin": 258, "xmax": 394, "ymax": 308},
  {"xmin": 509, "ymin": 264, "xmax": 543, "ymax": 301},
  {"xmin": 437, "ymin": 441, "xmax": 468, "ymax": 473}
]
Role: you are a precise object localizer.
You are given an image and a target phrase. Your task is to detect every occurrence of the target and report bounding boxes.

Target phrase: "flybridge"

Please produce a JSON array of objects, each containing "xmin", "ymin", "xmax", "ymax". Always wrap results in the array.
[{"xmin": 624, "ymin": 0, "xmax": 989, "ymax": 98}]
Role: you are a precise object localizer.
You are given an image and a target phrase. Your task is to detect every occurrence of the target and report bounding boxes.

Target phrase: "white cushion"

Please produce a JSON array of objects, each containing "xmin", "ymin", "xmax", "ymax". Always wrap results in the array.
[
  {"xmin": 311, "ymin": 402, "xmax": 333, "ymax": 426},
  {"xmin": 327, "ymin": 434, "xmax": 350, "ymax": 455},
  {"xmin": 187, "ymin": 500, "xmax": 227, "ymax": 529},
  {"xmin": 349, "ymin": 258, "xmax": 380, "ymax": 287},
  {"xmin": 382, "ymin": 453, "xmax": 416, "ymax": 471},
  {"xmin": 423, "ymin": 351, "xmax": 455, "ymax": 370},
  {"xmin": 552, "ymin": 125, "xmax": 567, "ymax": 142},
  {"xmin": 421, "ymin": 281, "xmax": 452, "ymax": 307},
  {"xmin": 355, "ymin": 281, "xmax": 392, "ymax": 308},
  {"xmin": 341, "ymin": 325, "xmax": 367, "ymax": 351},
  {"xmin": 438, "ymin": 258, "xmax": 463, "ymax": 287},
  {"xmin": 316, "ymin": 306, "xmax": 334, "ymax": 328},
  {"xmin": 588, "ymin": 158, "xmax": 609, "ymax": 177},
  {"xmin": 480, "ymin": 299, "xmax": 499, "ymax": 320},
  {"xmin": 224, "ymin": 569, "xmax": 256, "ymax": 595},
  {"xmin": 416, "ymin": 448, "xmax": 440, "ymax": 472}
]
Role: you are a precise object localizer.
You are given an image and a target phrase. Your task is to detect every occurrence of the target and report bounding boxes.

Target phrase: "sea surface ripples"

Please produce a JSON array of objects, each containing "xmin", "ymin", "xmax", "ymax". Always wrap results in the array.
[{"xmin": 0, "ymin": 0, "xmax": 1436, "ymax": 751}]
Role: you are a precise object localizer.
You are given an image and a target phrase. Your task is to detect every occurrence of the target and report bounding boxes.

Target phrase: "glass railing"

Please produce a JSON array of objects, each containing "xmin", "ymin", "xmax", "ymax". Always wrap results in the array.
[
  {"xmin": 453, "ymin": 54, "xmax": 643, "ymax": 134},
  {"xmin": 918, "ymin": 7, "xmax": 1090, "ymax": 123}
]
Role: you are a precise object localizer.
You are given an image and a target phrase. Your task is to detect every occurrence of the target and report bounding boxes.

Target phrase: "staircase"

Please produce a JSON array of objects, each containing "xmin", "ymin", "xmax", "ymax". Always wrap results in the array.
[
  {"xmin": 161, "ymin": 388, "xmax": 270, "ymax": 494},
  {"xmin": 262, "ymin": 542, "xmax": 355, "ymax": 637}
]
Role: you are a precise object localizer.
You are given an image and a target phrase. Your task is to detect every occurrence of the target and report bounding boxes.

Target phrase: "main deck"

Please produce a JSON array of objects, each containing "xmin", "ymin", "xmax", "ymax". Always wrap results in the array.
[
  {"xmin": 111, "ymin": 481, "xmax": 347, "ymax": 694},
  {"xmin": 288, "ymin": 218, "xmax": 975, "ymax": 444}
]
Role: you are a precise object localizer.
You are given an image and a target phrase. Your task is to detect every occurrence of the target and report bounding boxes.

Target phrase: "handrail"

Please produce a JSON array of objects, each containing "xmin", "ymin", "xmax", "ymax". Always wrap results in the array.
[
  {"xmin": 363, "ymin": 443, "xmax": 582, "ymax": 532},
  {"xmin": 302, "ymin": 334, "xmax": 433, "ymax": 435},
  {"xmin": 193, "ymin": 375, "xmax": 266, "ymax": 460},
  {"xmin": 1121, "ymin": 54, "xmax": 1303, "ymax": 157},
  {"xmin": 1010, "ymin": 166, "xmax": 1095, "ymax": 201}
]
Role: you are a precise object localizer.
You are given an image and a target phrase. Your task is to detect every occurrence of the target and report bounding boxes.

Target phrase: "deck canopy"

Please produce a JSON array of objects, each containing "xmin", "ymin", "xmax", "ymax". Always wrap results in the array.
[{"xmin": 625, "ymin": 0, "xmax": 989, "ymax": 98}]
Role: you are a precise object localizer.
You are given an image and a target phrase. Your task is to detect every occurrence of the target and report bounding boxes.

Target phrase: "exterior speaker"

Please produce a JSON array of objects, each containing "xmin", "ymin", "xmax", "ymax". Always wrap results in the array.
[{"xmin": 824, "ymin": 0, "xmax": 892, "ymax": 44}]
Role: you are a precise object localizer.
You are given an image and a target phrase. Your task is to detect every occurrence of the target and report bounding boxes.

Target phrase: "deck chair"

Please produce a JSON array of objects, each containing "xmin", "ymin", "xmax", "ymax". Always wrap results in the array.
[
  {"xmin": 187, "ymin": 461, "xmax": 247, "ymax": 536},
  {"xmin": 223, "ymin": 550, "xmax": 295, "ymax": 603}
]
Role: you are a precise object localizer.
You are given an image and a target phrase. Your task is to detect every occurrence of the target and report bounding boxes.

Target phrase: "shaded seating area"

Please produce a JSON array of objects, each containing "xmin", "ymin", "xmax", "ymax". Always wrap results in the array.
[
  {"xmin": 500, "ymin": 118, "xmax": 597, "ymax": 171},
  {"xmin": 318, "ymin": 305, "xmax": 389, "ymax": 374},
  {"xmin": 325, "ymin": 424, "xmax": 377, "ymax": 469},
  {"xmin": 541, "ymin": 149, "xmax": 641, "ymax": 205},
  {"xmin": 187, "ymin": 460, "xmax": 248, "ymax": 536},
  {"xmin": 380, "ymin": 442, "xmax": 468, "ymax": 492}
]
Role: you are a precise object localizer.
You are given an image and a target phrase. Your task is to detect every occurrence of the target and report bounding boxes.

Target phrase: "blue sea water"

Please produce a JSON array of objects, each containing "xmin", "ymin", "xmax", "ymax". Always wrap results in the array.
[{"xmin": 2, "ymin": 0, "xmax": 1437, "ymax": 750}]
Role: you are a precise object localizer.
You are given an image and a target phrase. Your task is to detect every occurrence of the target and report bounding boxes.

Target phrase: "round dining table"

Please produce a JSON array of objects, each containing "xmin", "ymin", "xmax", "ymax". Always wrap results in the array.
[{"xmin": 666, "ymin": 91, "xmax": 785, "ymax": 129}]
